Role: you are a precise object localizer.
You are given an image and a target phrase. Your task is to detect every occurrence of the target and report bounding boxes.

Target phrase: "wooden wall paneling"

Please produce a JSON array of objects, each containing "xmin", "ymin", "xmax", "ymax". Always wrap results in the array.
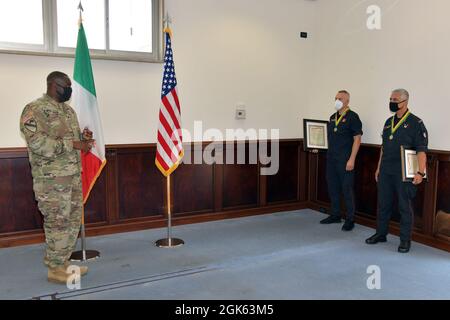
[
  {"xmin": 316, "ymin": 153, "xmax": 329, "ymax": 204},
  {"xmin": 105, "ymin": 148, "xmax": 119, "ymax": 224},
  {"xmin": 83, "ymin": 166, "xmax": 108, "ymax": 224},
  {"xmin": 435, "ymin": 154, "xmax": 450, "ymax": 241},
  {"xmin": 117, "ymin": 147, "xmax": 165, "ymax": 220},
  {"xmin": 298, "ymin": 140, "xmax": 309, "ymax": 202},
  {"xmin": 172, "ymin": 142, "xmax": 215, "ymax": 215},
  {"xmin": 259, "ymin": 171, "xmax": 267, "ymax": 208},
  {"xmin": 0, "ymin": 142, "xmax": 449, "ymax": 252},
  {"xmin": 312, "ymin": 146, "xmax": 449, "ymax": 244},
  {"xmin": 412, "ymin": 184, "xmax": 426, "ymax": 232},
  {"xmin": 250, "ymin": 142, "xmax": 261, "ymax": 206},
  {"xmin": 421, "ymin": 154, "xmax": 439, "ymax": 235},
  {"xmin": 266, "ymin": 140, "xmax": 299, "ymax": 204},
  {"xmin": 354, "ymin": 145, "xmax": 379, "ymax": 219},
  {"xmin": 222, "ymin": 141, "xmax": 259, "ymax": 209},
  {"xmin": 0, "ymin": 153, "xmax": 42, "ymax": 233},
  {"xmin": 437, "ymin": 157, "xmax": 450, "ymax": 213},
  {"xmin": 307, "ymin": 151, "xmax": 319, "ymax": 203},
  {"xmin": 213, "ymin": 142, "xmax": 224, "ymax": 213}
]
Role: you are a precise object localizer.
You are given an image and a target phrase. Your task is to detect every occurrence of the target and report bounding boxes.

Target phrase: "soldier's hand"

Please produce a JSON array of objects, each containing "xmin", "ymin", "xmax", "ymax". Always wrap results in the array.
[
  {"xmin": 412, "ymin": 174, "xmax": 423, "ymax": 185},
  {"xmin": 375, "ymin": 168, "xmax": 380, "ymax": 182},
  {"xmin": 82, "ymin": 127, "xmax": 93, "ymax": 140},
  {"xmin": 346, "ymin": 159, "xmax": 355, "ymax": 171},
  {"xmin": 73, "ymin": 140, "xmax": 95, "ymax": 153}
]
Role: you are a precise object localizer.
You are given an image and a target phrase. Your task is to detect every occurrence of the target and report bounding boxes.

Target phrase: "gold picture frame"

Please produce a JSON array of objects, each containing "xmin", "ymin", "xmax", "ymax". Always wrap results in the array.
[
  {"xmin": 401, "ymin": 146, "xmax": 427, "ymax": 182},
  {"xmin": 303, "ymin": 119, "xmax": 329, "ymax": 151}
]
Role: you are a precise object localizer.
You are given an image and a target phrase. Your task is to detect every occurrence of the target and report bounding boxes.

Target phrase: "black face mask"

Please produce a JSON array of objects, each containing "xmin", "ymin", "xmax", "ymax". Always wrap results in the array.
[
  {"xmin": 57, "ymin": 85, "xmax": 72, "ymax": 103},
  {"xmin": 389, "ymin": 100, "xmax": 407, "ymax": 113}
]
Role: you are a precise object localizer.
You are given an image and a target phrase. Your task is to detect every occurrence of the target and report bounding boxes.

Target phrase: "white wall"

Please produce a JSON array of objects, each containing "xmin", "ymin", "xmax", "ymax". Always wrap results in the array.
[
  {"xmin": 0, "ymin": 0, "xmax": 317, "ymax": 147},
  {"xmin": 305, "ymin": 0, "xmax": 450, "ymax": 151},
  {"xmin": 3, "ymin": 0, "xmax": 450, "ymax": 151}
]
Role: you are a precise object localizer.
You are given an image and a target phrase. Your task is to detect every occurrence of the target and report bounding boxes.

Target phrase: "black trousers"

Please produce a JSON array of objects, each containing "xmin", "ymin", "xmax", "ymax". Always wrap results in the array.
[
  {"xmin": 377, "ymin": 171, "xmax": 417, "ymax": 241},
  {"xmin": 326, "ymin": 159, "xmax": 355, "ymax": 221}
]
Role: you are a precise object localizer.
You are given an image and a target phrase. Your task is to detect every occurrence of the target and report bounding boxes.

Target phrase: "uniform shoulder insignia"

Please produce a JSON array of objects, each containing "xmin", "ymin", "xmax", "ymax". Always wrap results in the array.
[
  {"xmin": 22, "ymin": 109, "xmax": 37, "ymax": 133},
  {"xmin": 21, "ymin": 109, "xmax": 34, "ymax": 124},
  {"xmin": 24, "ymin": 118, "xmax": 37, "ymax": 133}
]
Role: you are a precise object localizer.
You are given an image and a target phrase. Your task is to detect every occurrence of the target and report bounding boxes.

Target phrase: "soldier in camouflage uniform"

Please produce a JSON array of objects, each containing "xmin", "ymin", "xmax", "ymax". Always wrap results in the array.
[{"xmin": 20, "ymin": 71, "xmax": 94, "ymax": 284}]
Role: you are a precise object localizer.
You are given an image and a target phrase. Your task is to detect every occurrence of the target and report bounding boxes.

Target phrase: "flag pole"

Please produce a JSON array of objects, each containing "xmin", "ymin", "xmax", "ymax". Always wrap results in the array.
[
  {"xmin": 156, "ymin": 174, "xmax": 184, "ymax": 248},
  {"xmin": 70, "ymin": 204, "xmax": 100, "ymax": 261},
  {"xmin": 167, "ymin": 174, "xmax": 172, "ymax": 242},
  {"xmin": 69, "ymin": 1, "xmax": 100, "ymax": 261},
  {"xmin": 155, "ymin": 12, "xmax": 184, "ymax": 248}
]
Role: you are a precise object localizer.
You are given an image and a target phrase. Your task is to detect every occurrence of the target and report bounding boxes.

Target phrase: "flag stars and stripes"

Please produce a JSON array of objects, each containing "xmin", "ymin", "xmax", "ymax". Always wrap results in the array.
[
  {"xmin": 161, "ymin": 32, "xmax": 177, "ymax": 97},
  {"xmin": 156, "ymin": 30, "xmax": 183, "ymax": 177}
]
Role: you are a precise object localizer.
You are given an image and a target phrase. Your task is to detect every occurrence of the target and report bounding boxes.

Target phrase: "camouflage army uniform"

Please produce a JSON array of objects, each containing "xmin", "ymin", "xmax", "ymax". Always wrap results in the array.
[{"xmin": 20, "ymin": 94, "xmax": 83, "ymax": 269}]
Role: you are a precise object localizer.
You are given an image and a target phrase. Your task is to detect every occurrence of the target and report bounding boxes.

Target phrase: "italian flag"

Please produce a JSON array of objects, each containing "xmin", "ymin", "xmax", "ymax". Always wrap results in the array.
[{"xmin": 72, "ymin": 23, "xmax": 106, "ymax": 203}]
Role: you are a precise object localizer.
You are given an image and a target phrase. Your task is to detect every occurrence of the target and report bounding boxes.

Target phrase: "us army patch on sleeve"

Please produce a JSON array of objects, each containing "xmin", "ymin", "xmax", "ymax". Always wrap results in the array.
[
  {"xmin": 22, "ymin": 110, "xmax": 33, "ymax": 124},
  {"xmin": 24, "ymin": 118, "xmax": 37, "ymax": 133}
]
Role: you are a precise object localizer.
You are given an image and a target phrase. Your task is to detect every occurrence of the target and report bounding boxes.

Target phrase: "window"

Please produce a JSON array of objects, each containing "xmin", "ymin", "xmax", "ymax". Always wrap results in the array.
[
  {"xmin": 0, "ymin": 0, "xmax": 163, "ymax": 62},
  {"xmin": 109, "ymin": 0, "xmax": 153, "ymax": 53},
  {"xmin": 0, "ymin": 0, "xmax": 44, "ymax": 46},
  {"xmin": 57, "ymin": 0, "xmax": 106, "ymax": 50}
]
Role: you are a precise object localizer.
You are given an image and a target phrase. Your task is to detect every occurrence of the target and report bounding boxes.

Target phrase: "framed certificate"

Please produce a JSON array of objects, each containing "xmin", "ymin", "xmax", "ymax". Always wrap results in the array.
[
  {"xmin": 303, "ymin": 119, "xmax": 329, "ymax": 151},
  {"xmin": 401, "ymin": 146, "xmax": 427, "ymax": 182}
]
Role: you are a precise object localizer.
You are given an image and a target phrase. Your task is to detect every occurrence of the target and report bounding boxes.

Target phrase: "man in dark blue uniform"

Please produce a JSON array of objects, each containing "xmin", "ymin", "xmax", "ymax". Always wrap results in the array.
[
  {"xmin": 366, "ymin": 89, "xmax": 428, "ymax": 253},
  {"xmin": 320, "ymin": 90, "xmax": 363, "ymax": 231}
]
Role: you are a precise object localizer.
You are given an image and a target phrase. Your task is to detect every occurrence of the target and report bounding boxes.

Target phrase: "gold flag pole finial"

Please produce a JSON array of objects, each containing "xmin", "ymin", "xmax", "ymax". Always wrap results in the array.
[
  {"xmin": 78, "ymin": 1, "xmax": 84, "ymax": 26},
  {"xmin": 164, "ymin": 13, "xmax": 173, "ymax": 36}
]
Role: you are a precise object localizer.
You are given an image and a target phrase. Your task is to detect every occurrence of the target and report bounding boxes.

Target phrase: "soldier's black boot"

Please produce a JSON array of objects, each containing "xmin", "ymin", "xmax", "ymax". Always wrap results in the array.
[
  {"xmin": 398, "ymin": 240, "xmax": 411, "ymax": 253},
  {"xmin": 342, "ymin": 220, "xmax": 355, "ymax": 231},
  {"xmin": 320, "ymin": 215, "xmax": 342, "ymax": 224},
  {"xmin": 365, "ymin": 233, "xmax": 387, "ymax": 244}
]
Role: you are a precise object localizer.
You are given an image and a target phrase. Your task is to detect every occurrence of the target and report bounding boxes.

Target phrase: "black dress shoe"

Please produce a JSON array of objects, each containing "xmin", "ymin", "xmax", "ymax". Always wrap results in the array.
[
  {"xmin": 320, "ymin": 216, "xmax": 342, "ymax": 224},
  {"xmin": 398, "ymin": 240, "xmax": 411, "ymax": 253},
  {"xmin": 365, "ymin": 233, "xmax": 387, "ymax": 244},
  {"xmin": 342, "ymin": 220, "xmax": 355, "ymax": 231}
]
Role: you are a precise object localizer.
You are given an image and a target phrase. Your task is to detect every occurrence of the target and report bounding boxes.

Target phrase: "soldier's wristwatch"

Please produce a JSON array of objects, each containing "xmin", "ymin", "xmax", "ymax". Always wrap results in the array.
[{"xmin": 417, "ymin": 171, "xmax": 426, "ymax": 178}]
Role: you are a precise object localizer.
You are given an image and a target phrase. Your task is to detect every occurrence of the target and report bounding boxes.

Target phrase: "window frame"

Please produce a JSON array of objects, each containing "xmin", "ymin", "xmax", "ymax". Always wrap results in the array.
[{"xmin": 0, "ymin": 0, "xmax": 164, "ymax": 63}]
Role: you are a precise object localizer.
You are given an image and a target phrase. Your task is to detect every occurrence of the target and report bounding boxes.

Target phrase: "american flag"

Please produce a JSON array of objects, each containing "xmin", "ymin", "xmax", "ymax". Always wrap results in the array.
[{"xmin": 155, "ymin": 28, "xmax": 184, "ymax": 176}]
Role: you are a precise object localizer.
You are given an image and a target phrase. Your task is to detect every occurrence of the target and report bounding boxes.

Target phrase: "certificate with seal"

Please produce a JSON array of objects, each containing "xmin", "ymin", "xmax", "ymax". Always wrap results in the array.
[
  {"xmin": 303, "ymin": 119, "xmax": 329, "ymax": 151},
  {"xmin": 401, "ymin": 146, "xmax": 427, "ymax": 182}
]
